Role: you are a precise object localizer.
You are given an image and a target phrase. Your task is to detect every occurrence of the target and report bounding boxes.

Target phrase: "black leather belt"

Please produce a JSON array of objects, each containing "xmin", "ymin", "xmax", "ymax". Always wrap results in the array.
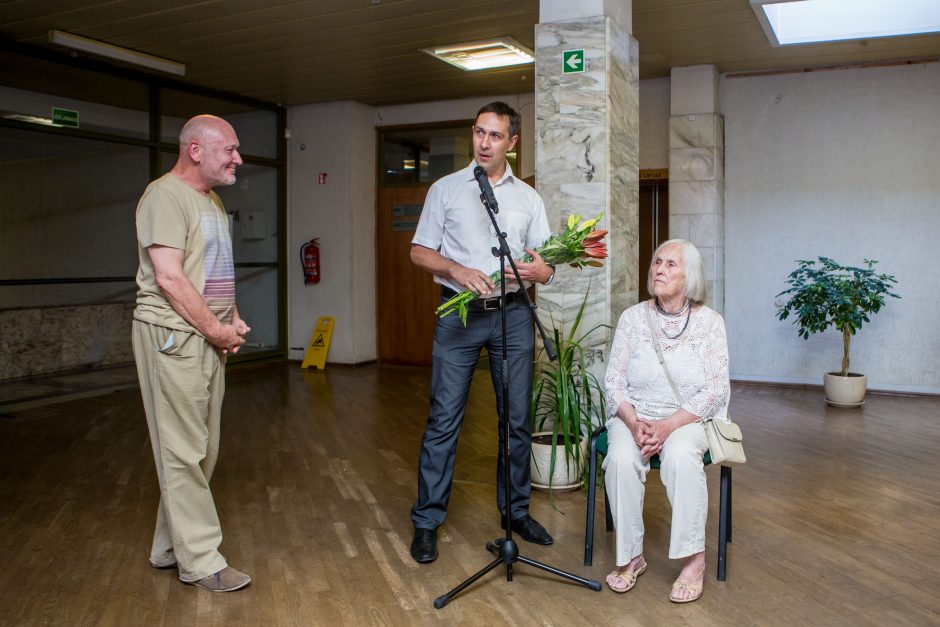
[{"xmin": 441, "ymin": 286, "xmax": 521, "ymax": 311}]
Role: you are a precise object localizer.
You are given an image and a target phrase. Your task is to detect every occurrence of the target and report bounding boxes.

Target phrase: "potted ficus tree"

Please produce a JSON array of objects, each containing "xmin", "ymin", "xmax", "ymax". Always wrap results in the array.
[
  {"xmin": 530, "ymin": 291, "xmax": 608, "ymax": 491},
  {"xmin": 776, "ymin": 257, "xmax": 899, "ymax": 407}
]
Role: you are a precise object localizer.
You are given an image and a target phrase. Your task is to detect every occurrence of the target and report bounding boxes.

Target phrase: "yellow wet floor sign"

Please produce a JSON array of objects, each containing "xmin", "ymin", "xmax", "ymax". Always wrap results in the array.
[{"xmin": 302, "ymin": 316, "xmax": 334, "ymax": 369}]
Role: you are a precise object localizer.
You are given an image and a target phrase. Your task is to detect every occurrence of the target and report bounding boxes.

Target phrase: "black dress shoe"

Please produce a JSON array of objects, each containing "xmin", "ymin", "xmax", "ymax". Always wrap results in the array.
[
  {"xmin": 502, "ymin": 514, "xmax": 553, "ymax": 545},
  {"xmin": 410, "ymin": 528, "xmax": 438, "ymax": 563}
]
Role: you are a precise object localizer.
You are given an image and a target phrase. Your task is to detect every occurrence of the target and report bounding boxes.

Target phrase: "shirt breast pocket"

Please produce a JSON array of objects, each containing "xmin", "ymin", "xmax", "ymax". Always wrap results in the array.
[{"xmin": 492, "ymin": 210, "xmax": 530, "ymax": 249}]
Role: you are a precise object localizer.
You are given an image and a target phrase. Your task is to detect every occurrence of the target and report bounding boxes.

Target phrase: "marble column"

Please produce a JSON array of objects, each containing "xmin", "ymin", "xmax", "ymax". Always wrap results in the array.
[
  {"xmin": 668, "ymin": 65, "xmax": 725, "ymax": 313},
  {"xmin": 535, "ymin": 10, "xmax": 640, "ymax": 385}
]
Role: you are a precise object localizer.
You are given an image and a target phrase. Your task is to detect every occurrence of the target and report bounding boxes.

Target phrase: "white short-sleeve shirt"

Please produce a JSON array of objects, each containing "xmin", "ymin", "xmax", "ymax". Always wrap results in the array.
[{"xmin": 412, "ymin": 161, "xmax": 551, "ymax": 294}]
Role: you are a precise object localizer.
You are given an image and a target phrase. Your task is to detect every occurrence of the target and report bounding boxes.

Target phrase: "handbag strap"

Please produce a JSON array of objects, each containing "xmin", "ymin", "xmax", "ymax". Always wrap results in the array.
[{"xmin": 645, "ymin": 302, "xmax": 686, "ymax": 407}]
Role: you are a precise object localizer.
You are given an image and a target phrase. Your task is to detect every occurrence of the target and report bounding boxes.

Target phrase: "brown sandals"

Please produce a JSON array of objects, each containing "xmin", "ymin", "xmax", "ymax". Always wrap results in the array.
[
  {"xmin": 605, "ymin": 558, "xmax": 648, "ymax": 593},
  {"xmin": 607, "ymin": 558, "xmax": 704, "ymax": 602},
  {"xmin": 669, "ymin": 570, "xmax": 704, "ymax": 603}
]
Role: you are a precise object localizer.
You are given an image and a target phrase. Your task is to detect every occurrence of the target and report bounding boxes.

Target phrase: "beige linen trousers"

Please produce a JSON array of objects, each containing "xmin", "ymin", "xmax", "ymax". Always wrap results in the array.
[{"xmin": 133, "ymin": 320, "xmax": 228, "ymax": 582}]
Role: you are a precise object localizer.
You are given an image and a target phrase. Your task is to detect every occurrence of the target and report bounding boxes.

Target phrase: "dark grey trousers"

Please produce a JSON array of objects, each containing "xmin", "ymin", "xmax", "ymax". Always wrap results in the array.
[{"xmin": 411, "ymin": 298, "xmax": 534, "ymax": 530}]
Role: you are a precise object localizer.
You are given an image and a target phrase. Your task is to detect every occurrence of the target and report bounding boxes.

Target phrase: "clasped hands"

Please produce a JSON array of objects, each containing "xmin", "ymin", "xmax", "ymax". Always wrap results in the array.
[
  {"xmin": 216, "ymin": 317, "xmax": 251, "ymax": 354},
  {"xmin": 630, "ymin": 416, "xmax": 676, "ymax": 458}
]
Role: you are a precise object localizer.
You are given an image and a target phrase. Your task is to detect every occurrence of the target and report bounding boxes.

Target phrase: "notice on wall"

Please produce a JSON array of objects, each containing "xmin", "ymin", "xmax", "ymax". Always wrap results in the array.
[
  {"xmin": 391, "ymin": 205, "xmax": 421, "ymax": 231},
  {"xmin": 391, "ymin": 204, "xmax": 422, "ymax": 217},
  {"xmin": 640, "ymin": 168, "xmax": 669, "ymax": 181}
]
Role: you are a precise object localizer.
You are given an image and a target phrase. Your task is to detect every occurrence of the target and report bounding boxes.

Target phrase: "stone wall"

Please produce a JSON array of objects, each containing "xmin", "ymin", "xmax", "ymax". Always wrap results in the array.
[{"xmin": 0, "ymin": 302, "xmax": 134, "ymax": 380}]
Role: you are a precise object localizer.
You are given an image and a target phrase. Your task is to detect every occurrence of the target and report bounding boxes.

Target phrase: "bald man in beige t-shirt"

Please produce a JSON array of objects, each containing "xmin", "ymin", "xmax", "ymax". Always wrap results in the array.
[{"xmin": 133, "ymin": 115, "xmax": 251, "ymax": 592}]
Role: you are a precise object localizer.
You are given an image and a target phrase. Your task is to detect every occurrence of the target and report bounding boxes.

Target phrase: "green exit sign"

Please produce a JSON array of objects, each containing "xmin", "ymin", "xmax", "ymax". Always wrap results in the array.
[
  {"xmin": 52, "ymin": 107, "xmax": 79, "ymax": 128},
  {"xmin": 563, "ymin": 49, "xmax": 584, "ymax": 74}
]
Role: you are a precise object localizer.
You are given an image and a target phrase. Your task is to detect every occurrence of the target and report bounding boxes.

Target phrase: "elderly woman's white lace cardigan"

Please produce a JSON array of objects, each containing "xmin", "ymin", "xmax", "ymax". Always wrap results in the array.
[{"xmin": 604, "ymin": 301, "xmax": 731, "ymax": 424}]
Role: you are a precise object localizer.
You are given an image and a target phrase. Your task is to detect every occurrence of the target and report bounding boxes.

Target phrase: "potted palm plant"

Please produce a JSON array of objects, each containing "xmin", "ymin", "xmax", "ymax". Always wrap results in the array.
[
  {"xmin": 530, "ymin": 291, "xmax": 608, "ymax": 491},
  {"xmin": 776, "ymin": 257, "xmax": 899, "ymax": 406}
]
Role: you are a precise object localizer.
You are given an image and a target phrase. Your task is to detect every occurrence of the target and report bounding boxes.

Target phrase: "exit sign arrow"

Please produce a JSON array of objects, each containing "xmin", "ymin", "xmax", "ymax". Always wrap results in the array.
[{"xmin": 563, "ymin": 49, "xmax": 584, "ymax": 73}]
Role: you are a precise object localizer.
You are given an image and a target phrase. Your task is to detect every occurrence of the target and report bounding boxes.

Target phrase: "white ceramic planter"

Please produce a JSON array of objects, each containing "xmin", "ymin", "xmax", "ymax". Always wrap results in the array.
[
  {"xmin": 530, "ymin": 431, "xmax": 588, "ymax": 491},
  {"xmin": 824, "ymin": 372, "xmax": 867, "ymax": 407}
]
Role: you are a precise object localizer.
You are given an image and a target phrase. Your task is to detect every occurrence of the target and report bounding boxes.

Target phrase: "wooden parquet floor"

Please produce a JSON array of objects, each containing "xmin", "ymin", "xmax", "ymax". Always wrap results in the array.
[{"xmin": 0, "ymin": 362, "xmax": 938, "ymax": 626}]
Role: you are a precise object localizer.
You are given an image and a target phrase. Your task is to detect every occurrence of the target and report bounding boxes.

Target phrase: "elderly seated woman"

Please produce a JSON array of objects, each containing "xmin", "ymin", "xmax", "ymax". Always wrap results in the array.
[{"xmin": 602, "ymin": 239, "xmax": 730, "ymax": 603}]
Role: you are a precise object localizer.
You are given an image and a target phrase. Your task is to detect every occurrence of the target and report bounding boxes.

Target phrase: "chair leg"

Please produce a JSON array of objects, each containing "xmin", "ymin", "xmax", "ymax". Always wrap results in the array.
[
  {"xmin": 727, "ymin": 465, "xmax": 733, "ymax": 543},
  {"xmin": 584, "ymin": 440, "xmax": 599, "ymax": 566},
  {"xmin": 717, "ymin": 465, "xmax": 731, "ymax": 581},
  {"xmin": 604, "ymin": 488, "xmax": 613, "ymax": 531}
]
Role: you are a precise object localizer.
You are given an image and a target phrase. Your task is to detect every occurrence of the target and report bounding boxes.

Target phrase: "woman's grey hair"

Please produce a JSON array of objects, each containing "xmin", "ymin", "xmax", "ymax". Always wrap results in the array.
[{"xmin": 647, "ymin": 238, "xmax": 708, "ymax": 304}]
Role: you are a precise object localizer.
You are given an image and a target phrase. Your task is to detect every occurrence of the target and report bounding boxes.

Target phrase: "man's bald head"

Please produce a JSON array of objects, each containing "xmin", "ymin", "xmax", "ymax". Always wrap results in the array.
[
  {"xmin": 173, "ymin": 114, "xmax": 242, "ymax": 192},
  {"xmin": 178, "ymin": 115, "xmax": 233, "ymax": 148}
]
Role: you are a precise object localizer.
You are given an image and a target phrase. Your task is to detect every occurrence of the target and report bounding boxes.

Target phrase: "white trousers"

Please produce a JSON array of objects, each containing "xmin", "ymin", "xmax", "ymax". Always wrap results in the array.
[{"xmin": 602, "ymin": 419, "xmax": 709, "ymax": 565}]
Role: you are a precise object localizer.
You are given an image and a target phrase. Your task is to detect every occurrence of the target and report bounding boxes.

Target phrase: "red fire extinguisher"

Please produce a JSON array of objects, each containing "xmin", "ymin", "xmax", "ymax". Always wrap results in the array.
[{"xmin": 300, "ymin": 238, "xmax": 320, "ymax": 284}]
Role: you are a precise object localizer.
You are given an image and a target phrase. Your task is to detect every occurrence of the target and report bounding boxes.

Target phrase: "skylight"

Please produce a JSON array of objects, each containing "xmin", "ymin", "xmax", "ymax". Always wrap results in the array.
[{"xmin": 750, "ymin": 0, "xmax": 940, "ymax": 46}]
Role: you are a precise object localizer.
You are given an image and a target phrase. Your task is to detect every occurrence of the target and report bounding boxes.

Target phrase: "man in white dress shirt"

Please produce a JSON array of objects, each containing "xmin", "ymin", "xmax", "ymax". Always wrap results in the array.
[{"xmin": 408, "ymin": 102, "xmax": 557, "ymax": 563}]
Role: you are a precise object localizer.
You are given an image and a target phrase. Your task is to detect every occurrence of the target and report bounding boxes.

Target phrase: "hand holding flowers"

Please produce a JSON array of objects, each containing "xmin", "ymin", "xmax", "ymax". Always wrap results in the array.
[{"xmin": 435, "ymin": 213, "xmax": 609, "ymax": 326}]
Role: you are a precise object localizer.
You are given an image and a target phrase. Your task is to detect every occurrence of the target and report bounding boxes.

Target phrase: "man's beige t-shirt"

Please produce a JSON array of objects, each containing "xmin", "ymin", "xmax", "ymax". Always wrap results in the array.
[{"xmin": 134, "ymin": 173, "xmax": 236, "ymax": 333}]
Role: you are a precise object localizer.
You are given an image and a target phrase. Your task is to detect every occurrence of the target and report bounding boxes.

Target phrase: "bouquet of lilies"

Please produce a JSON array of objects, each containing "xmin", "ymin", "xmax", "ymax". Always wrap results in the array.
[{"xmin": 436, "ymin": 213, "xmax": 609, "ymax": 326}]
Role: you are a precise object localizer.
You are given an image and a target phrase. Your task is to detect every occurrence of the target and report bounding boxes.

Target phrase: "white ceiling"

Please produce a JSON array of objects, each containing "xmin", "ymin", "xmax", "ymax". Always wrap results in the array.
[{"xmin": 1, "ymin": 0, "xmax": 939, "ymax": 107}]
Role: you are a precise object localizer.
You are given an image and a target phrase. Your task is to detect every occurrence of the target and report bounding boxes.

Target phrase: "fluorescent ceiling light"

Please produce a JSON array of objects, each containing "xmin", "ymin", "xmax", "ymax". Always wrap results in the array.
[
  {"xmin": 421, "ymin": 37, "xmax": 534, "ymax": 71},
  {"xmin": 2, "ymin": 113, "xmax": 61, "ymax": 127},
  {"xmin": 750, "ymin": 0, "xmax": 940, "ymax": 46},
  {"xmin": 48, "ymin": 29, "xmax": 186, "ymax": 76}
]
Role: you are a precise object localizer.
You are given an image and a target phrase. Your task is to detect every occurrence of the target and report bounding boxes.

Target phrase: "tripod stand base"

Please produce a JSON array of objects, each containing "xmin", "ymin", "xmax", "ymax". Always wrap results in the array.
[{"xmin": 433, "ymin": 537, "xmax": 602, "ymax": 609}]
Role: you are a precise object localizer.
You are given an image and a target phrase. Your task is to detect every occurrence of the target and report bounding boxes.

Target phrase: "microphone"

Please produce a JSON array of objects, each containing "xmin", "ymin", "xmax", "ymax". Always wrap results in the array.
[{"xmin": 473, "ymin": 165, "xmax": 498, "ymax": 213}]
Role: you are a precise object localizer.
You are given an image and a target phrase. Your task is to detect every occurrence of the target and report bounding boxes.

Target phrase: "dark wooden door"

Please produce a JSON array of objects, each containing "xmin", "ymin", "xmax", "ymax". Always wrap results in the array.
[{"xmin": 376, "ymin": 186, "xmax": 439, "ymax": 365}]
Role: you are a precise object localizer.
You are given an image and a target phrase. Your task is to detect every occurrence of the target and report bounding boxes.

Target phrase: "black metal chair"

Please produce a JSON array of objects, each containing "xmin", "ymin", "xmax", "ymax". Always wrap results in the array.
[{"xmin": 583, "ymin": 424, "xmax": 733, "ymax": 581}]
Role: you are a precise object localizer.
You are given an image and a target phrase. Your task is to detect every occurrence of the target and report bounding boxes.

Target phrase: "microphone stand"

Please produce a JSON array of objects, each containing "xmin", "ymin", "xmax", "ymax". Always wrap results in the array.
[{"xmin": 433, "ymin": 188, "xmax": 602, "ymax": 609}]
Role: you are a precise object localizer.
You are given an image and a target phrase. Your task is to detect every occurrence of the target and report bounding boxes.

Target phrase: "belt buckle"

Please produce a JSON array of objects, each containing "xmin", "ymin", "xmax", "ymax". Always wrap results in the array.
[{"xmin": 483, "ymin": 298, "xmax": 500, "ymax": 311}]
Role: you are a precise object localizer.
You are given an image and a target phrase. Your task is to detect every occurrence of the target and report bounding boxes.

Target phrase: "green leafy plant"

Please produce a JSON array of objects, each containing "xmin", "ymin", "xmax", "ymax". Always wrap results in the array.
[
  {"xmin": 530, "ymin": 289, "xmax": 608, "ymax": 490},
  {"xmin": 776, "ymin": 257, "xmax": 900, "ymax": 376}
]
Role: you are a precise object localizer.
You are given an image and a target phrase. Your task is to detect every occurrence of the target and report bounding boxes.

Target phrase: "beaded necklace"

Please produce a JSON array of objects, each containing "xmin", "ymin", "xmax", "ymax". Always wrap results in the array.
[{"xmin": 654, "ymin": 297, "xmax": 692, "ymax": 340}]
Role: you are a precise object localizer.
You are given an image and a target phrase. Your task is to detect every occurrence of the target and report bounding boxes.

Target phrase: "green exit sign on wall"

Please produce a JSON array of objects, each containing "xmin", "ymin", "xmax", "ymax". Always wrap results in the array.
[
  {"xmin": 52, "ymin": 107, "xmax": 79, "ymax": 128},
  {"xmin": 562, "ymin": 50, "xmax": 584, "ymax": 74}
]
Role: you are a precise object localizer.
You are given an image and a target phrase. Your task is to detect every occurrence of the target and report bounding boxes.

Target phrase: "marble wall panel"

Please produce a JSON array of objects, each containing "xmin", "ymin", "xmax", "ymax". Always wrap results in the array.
[
  {"xmin": 558, "ymin": 182, "xmax": 607, "ymax": 226},
  {"xmin": 559, "ymin": 181, "xmax": 607, "ymax": 206},
  {"xmin": 670, "ymin": 214, "xmax": 691, "ymax": 241},
  {"xmin": 536, "ymin": 22, "xmax": 608, "ymax": 130},
  {"xmin": 669, "ymin": 101, "xmax": 725, "ymax": 312},
  {"xmin": 698, "ymin": 246, "xmax": 716, "ymax": 282},
  {"xmin": 610, "ymin": 32, "xmax": 640, "ymax": 322},
  {"xmin": 536, "ymin": 16, "xmax": 639, "ymax": 386},
  {"xmin": 689, "ymin": 213, "xmax": 721, "ymax": 249},
  {"xmin": 715, "ymin": 115, "xmax": 726, "ymax": 185},
  {"xmin": 540, "ymin": 126, "xmax": 609, "ymax": 184},
  {"xmin": 670, "ymin": 114, "xmax": 717, "ymax": 149},
  {"xmin": 709, "ymin": 278, "xmax": 725, "ymax": 313},
  {"xmin": 669, "ymin": 180, "xmax": 718, "ymax": 216},
  {"xmin": 714, "ymin": 150, "xmax": 725, "ymax": 189},
  {"xmin": 669, "ymin": 147, "xmax": 716, "ymax": 182},
  {"xmin": 559, "ymin": 80, "xmax": 609, "ymax": 120},
  {"xmin": 714, "ymin": 245, "xmax": 725, "ymax": 282},
  {"xmin": 536, "ymin": 182, "xmax": 562, "ymax": 226}
]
